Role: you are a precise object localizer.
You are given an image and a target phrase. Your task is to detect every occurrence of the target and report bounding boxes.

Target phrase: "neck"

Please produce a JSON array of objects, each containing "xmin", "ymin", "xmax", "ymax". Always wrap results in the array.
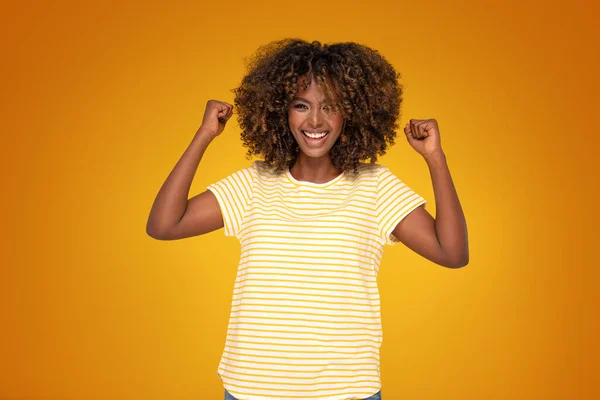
[{"xmin": 289, "ymin": 153, "xmax": 342, "ymax": 184}]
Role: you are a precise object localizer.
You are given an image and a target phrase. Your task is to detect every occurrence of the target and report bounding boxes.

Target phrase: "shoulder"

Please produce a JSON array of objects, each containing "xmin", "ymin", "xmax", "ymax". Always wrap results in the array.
[
  {"xmin": 350, "ymin": 163, "xmax": 408, "ymax": 191},
  {"xmin": 340, "ymin": 163, "xmax": 385, "ymax": 191},
  {"xmin": 251, "ymin": 160, "xmax": 284, "ymax": 180},
  {"xmin": 352, "ymin": 162, "xmax": 387, "ymax": 180}
]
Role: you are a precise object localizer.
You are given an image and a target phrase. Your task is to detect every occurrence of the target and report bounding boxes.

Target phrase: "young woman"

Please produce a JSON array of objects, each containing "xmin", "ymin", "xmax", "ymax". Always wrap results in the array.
[{"xmin": 147, "ymin": 39, "xmax": 468, "ymax": 400}]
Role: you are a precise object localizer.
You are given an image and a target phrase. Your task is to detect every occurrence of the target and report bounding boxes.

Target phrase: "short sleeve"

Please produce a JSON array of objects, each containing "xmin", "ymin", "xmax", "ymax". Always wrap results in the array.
[
  {"xmin": 206, "ymin": 162, "xmax": 256, "ymax": 238},
  {"xmin": 376, "ymin": 166, "xmax": 427, "ymax": 246}
]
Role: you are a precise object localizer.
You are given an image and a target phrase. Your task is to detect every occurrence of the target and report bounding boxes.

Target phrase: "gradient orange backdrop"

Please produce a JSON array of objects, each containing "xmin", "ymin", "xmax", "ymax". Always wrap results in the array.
[{"xmin": 2, "ymin": 0, "xmax": 598, "ymax": 399}]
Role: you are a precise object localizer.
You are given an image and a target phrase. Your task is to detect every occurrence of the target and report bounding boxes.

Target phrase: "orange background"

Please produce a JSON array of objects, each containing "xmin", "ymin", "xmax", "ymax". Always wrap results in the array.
[{"xmin": 2, "ymin": 0, "xmax": 598, "ymax": 399}]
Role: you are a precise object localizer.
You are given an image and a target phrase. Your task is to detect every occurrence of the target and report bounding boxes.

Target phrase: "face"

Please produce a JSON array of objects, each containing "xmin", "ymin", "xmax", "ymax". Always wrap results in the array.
[{"xmin": 288, "ymin": 78, "xmax": 343, "ymax": 160}]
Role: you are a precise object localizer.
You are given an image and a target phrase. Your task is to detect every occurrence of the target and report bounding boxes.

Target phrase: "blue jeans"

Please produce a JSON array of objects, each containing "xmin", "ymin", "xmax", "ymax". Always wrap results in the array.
[{"xmin": 225, "ymin": 389, "xmax": 382, "ymax": 400}]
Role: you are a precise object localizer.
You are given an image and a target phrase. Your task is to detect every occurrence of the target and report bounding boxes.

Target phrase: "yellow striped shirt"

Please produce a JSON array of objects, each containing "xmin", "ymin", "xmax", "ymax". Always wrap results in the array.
[{"xmin": 207, "ymin": 160, "xmax": 426, "ymax": 400}]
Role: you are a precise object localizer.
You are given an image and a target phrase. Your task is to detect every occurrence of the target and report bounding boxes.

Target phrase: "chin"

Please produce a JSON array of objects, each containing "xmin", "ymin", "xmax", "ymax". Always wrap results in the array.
[{"xmin": 298, "ymin": 147, "xmax": 333, "ymax": 159}]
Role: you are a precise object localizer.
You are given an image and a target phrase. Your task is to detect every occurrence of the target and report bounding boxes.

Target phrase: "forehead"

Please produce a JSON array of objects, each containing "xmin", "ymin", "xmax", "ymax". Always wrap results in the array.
[
  {"xmin": 296, "ymin": 79, "xmax": 323, "ymax": 95},
  {"xmin": 295, "ymin": 76, "xmax": 336, "ymax": 101}
]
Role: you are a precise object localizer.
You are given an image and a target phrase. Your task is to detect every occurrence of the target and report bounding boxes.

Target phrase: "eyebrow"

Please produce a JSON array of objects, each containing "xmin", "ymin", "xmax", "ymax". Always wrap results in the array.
[{"xmin": 292, "ymin": 97, "xmax": 325, "ymax": 105}]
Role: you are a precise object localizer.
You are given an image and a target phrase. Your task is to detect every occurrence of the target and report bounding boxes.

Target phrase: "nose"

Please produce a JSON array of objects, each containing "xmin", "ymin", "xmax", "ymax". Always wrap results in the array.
[{"xmin": 308, "ymin": 107, "xmax": 325, "ymax": 128}]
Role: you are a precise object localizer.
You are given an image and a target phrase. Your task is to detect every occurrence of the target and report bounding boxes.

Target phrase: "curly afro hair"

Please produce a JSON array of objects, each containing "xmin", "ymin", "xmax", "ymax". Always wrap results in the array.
[{"xmin": 233, "ymin": 38, "xmax": 403, "ymax": 173}]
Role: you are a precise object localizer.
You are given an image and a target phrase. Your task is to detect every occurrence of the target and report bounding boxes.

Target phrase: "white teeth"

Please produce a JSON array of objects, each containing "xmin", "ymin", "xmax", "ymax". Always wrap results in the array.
[{"xmin": 303, "ymin": 131, "xmax": 328, "ymax": 139}]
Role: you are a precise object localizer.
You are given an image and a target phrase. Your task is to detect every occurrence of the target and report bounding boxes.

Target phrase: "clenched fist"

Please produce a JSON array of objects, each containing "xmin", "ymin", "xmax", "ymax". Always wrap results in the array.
[
  {"xmin": 196, "ymin": 100, "xmax": 234, "ymax": 140},
  {"xmin": 404, "ymin": 118, "xmax": 443, "ymax": 157}
]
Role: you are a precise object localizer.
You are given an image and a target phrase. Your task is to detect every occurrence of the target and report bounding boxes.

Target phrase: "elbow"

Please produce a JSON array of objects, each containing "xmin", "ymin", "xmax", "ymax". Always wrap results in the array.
[
  {"xmin": 439, "ymin": 240, "xmax": 469, "ymax": 268},
  {"xmin": 450, "ymin": 257, "xmax": 469, "ymax": 269},
  {"xmin": 442, "ymin": 253, "xmax": 469, "ymax": 269},
  {"xmin": 448, "ymin": 259, "xmax": 469, "ymax": 269},
  {"xmin": 146, "ymin": 223, "xmax": 171, "ymax": 240},
  {"xmin": 146, "ymin": 228, "xmax": 163, "ymax": 240}
]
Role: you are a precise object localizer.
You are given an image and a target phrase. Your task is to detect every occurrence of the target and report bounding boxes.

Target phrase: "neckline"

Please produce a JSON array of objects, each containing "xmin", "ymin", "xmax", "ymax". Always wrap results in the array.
[{"xmin": 285, "ymin": 167, "xmax": 345, "ymax": 188}]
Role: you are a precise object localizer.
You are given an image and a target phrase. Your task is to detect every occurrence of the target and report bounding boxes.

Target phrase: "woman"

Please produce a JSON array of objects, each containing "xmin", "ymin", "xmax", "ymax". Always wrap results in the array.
[{"xmin": 147, "ymin": 39, "xmax": 468, "ymax": 400}]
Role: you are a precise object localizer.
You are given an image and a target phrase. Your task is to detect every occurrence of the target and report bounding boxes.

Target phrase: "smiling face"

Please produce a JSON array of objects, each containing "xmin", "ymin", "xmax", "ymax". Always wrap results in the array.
[{"xmin": 287, "ymin": 78, "xmax": 344, "ymax": 160}]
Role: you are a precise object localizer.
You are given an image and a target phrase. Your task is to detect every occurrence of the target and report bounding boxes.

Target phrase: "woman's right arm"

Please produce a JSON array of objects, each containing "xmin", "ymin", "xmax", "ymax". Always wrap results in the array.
[{"xmin": 145, "ymin": 100, "xmax": 233, "ymax": 240}]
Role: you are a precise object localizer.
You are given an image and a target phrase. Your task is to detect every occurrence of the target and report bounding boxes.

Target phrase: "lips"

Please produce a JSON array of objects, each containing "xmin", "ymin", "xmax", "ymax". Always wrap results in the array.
[{"xmin": 302, "ymin": 130, "xmax": 329, "ymax": 139}]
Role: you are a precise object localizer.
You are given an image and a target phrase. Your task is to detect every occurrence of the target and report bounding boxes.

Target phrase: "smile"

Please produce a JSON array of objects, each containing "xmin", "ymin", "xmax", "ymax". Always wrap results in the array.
[{"xmin": 302, "ymin": 130, "xmax": 329, "ymax": 139}]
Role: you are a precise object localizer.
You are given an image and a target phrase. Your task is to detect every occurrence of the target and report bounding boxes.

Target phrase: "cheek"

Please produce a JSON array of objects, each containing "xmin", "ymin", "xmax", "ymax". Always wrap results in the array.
[
  {"xmin": 287, "ymin": 113, "xmax": 302, "ymax": 128},
  {"xmin": 331, "ymin": 115, "xmax": 344, "ymax": 131}
]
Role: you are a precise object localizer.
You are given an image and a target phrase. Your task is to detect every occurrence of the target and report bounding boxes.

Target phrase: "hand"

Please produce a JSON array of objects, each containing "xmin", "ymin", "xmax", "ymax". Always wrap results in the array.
[
  {"xmin": 196, "ymin": 100, "xmax": 234, "ymax": 139},
  {"xmin": 403, "ymin": 118, "xmax": 443, "ymax": 157}
]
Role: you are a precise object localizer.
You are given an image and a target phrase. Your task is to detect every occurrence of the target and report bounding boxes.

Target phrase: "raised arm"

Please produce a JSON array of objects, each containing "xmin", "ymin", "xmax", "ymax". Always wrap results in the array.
[
  {"xmin": 392, "ymin": 119, "xmax": 469, "ymax": 268},
  {"xmin": 146, "ymin": 100, "xmax": 233, "ymax": 240}
]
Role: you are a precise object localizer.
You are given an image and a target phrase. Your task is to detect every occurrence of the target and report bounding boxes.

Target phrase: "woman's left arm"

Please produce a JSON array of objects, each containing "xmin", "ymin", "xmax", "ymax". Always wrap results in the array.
[{"xmin": 391, "ymin": 119, "xmax": 469, "ymax": 269}]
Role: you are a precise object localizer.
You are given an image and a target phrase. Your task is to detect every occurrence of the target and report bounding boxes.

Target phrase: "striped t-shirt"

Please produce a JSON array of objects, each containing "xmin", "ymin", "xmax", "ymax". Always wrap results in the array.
[{"xmin": 207, "ymin": 160, "xmax": 426, "ymax": 400}]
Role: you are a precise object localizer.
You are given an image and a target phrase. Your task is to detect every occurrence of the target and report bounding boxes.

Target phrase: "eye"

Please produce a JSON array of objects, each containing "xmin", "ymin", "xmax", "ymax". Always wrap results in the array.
[{"xmin": 293, "ymin": 103, "xmax": 308, "ymax": 110}]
